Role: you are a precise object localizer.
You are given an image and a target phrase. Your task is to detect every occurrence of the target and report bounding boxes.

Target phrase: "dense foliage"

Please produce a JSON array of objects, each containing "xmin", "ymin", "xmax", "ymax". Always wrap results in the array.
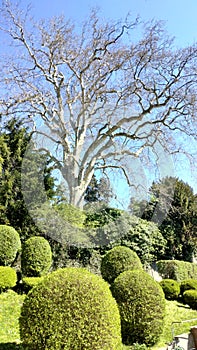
[
  {"xmin": 111, "ymin": 269, "xmax": 165, "ymax": 346},
  {"xmin": 21, "ymin": 236, "xmax": 52, "ymax": 277},
  {"xmin": 0, "ymin": 225, "xmax": 21, "ymax": 266},
  {"xmin": 20, "ymin": 267, "xmax": 122, "ymax": 350},
  {"xmin": 159, "ymin": 279, "xmax": 180, "ymax": 300},
  {"xmin": 142, "ymin": 177, "xmax": 197, "ymax": 261},
  {"xmin": 157, "ymin": 260, "xmax": 197, "ymax": 281},
  {"xmin": 180, "ymin": 279, "xmax": 197, "ymax": 295},
  {"xmin": 0, "ymin": 266, "xmax": 17, "ymax": 292},
  {"xmin": 0, "ymin": 119, "xmax": 57, "ymax": 241},
  {"xmin": 183, "ymin": 290, "xmax": 197, "ymax": 309},
  {"xmin": 101, "ymin": 246, "xmax": 142, "ymax": 284}
]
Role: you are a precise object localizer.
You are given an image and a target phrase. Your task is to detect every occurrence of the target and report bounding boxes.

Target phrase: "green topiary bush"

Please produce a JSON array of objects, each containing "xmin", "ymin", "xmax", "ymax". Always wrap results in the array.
[
  {"xmin": 183, "ymin": 290, "xmax": 197, "ymax": 309},
  {"xmin": 111, "ymin": 269, "xmax": 165, "ymax": 346},
  {"xmin": 20, "ymin": 267, "xmax": 122, "ymax": 350},
  {"xmin": 21, "ymin": 236, "xmax": 52, "ymax": 277},
  {"xmin": 22, "ymin": 276, "xmax": 44, "ymax": 293},
  {"xmin": 159, "ymin": 279, "xmax": 180, "ymax": 300},
  {"xmin": 0, "ymin": 225, "xmax": 21, "ymax": 266},
  {"xmin": 0, "ymin": 266, "xmax": 17, "ymax": 292},
  {"xmin": 101, "ymin": 246, "xmax": 142, "ymax": 284},
  {"xmin": 180, "ymin": 279, "xmax": 197, "ymax": 295}
]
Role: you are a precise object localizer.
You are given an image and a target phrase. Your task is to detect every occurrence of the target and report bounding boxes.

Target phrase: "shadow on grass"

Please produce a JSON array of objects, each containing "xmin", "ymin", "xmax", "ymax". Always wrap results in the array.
[{"xmin": 0, "ymin": 344, "xmax": 24, "ymax": 350}]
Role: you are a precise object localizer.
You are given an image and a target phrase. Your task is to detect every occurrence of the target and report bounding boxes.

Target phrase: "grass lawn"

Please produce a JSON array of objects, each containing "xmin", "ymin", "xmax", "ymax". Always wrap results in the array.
[{"xmin": 1, "ymin": 290, "xmax": 197, "ymax": 349}]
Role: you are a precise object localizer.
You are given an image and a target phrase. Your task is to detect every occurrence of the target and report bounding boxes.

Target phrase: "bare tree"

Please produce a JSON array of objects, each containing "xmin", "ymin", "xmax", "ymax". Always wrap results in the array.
[{"xmin": 0, "ymin": 1, "xmax": 197, "ymax": 208}]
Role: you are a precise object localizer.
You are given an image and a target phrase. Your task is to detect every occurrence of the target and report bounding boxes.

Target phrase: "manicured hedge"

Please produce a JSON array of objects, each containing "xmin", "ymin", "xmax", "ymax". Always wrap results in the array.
[
  {"xmin": 22, "ymin": 276, "xmax": 44, "ymax": 293},
  {"xmin": 157, "ymin": 260, "xmax": 197, "ymax": 281},
  {"xmin": 0, "ymin": 225, "xmax": 21, "ymax": 266},
  {"xmin": 183, "ymin": 290, "xmax": 197, "ymax": 309},
  {"xmin": 101, "ymin": 246, "xmax": 142, "ymax": 284},
  {"xmin": 0, "ymin": 266, "xmax": 17, "ymax": 291},
  {"xmin": 180, "ymin": 279, "xmax": 197, "ymax": 295},
  {"xmin": 159, "ymin": 279, "xmax": 180, "ymax": 300},
  {"xmin": 20, "ymin": 267, "xmax": 122, "ymax": 350},
  {"xmin": 111, "ymin": 269, "xmax": 165, "ymax": 346},
  {"xmin": 21, "ymin": 236, "xmax": 52, "ymax": 277}
]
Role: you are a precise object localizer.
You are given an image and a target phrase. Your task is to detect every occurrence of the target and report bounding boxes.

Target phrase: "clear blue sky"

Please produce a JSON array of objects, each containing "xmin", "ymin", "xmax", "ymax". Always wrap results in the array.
[
  {"xmin": 2, "ymin": 0, "xmax": 197, "ymax": 197},
  {"xmin": 30, "ymin": 0, "xmax": 197, "ymax": 47}
]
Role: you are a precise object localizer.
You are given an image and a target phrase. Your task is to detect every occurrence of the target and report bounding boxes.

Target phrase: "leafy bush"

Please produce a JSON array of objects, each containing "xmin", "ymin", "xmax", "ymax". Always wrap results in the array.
[
  {"xmin": 111, "ymin": 269, "xmax": 165, "ymax": 346},
  {"xmin": 0, "ymin": 225, "xmax": 21, "ymax": 266},
  {"xmin": 20, "ymin": 267, "xmax": 122, "ymax": 350},
  {"xmin": 101, "ymin": 246, "xmax": 142, "ymax": 284},
  {"xmin": 159, "ymin": 279, "xmax": 180, "ymax": 300},
  {"xmin": 0, "ymin": 266, "xmax": 17, "ymax": 291},
  {"xmin": 21, "ymin": 236, "xmax": 52, "ymax": 277},
  {"xmin": 120, "ymin": 214, "xmax": 166, "ymax": 265},
  {"xmin": 157, "ymin": 260, "xmax": 197, "ymax": 281},
  {"xmin": 180, "ymin": 279, "xmax": 197, "ymax": 295},
  {"xmin": 22, "ymin": 276, "xmax": 44, "ymax": 293},
  {"xmin": 183, "ymin": 290, "xmax": 197, "ymax": 309}
]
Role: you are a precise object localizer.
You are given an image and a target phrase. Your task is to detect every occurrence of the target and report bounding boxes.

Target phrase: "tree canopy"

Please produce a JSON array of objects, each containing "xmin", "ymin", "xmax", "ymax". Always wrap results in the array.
[{"xmin": 0, "ymin": 2, "xmax": 196, "ymax": 208}]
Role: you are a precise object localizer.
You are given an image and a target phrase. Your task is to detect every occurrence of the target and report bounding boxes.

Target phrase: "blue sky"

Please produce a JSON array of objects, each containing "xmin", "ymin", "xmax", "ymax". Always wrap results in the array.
[
  {"xmin": 1, "ymin": 0, "xmax": 196, "ymax": 200},
  {"xmin": 30, "ymin": 0, "xmax": 197, "ymax": 47}
]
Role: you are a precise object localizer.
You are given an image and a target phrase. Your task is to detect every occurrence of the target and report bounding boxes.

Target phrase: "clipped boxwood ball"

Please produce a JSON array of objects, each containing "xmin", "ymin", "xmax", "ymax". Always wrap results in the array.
[
  {"xmin": 0, "ymin": 225, "xmax": 21, "ymax": 266},
  {"xmin": 0, "ymin": 266, "xmax": 17, "ymax": 291},
  {"xmin": 20, "ymin": 267, "xmax": 122, "ymax": 350},
  {"xmin": 101, "ymin": 246, "xmax": 142, "ymax": 284},
  {"xmin": 21, "ymin": 236, "xmax": 52, "ymax": 277},
  {"xmin": 183, "ymin": 290, "xmax": 197, "ymax": 309},
  {"xmin": 159, "ymin": 279, "xmax": 180, "ymax": 300},
  {"xmin": 111, "ymin": 269, "xmax": 165, "ymax": 346},
  {"xmin": 180, "ymin": 279, "xmax": 197, "ymax": 295}
]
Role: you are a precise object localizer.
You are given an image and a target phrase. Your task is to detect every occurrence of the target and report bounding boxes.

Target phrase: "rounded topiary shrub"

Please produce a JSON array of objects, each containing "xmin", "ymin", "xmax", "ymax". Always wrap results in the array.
[
  {"xmin": 21, "ymin": 236, "xmax": 52, "ymax": 277},
  {"xmin": 111, "ymin": 269, "xmax": 165, "ymax": 346},
  {"xmin": 180, "ymin": 279, "xmax": 197, "ymax": 295},
  {"xmin": 183, "ymin": 290, "xmax": 197, "ymax": 309},
  {"xmin": 101, "ymin": 246, "xmax": 142, "ymax": 284},
  {"xmin": 22, "ymin": 276, "xmax": 44, "ymax": 293},
  {"xmin": 159, "ymin": 279, "xmax": 180, "ymax": 300},
  {"xmin": 0, "ymin": 266, "xmax": 17, "ymax": 292},
  {"xmin": 20, "ymin": 267, "xmax": 122, "ymax": 350},
  {"xmin": 0, "ymin": 225, "xmax": 21, "ymax": 266}
]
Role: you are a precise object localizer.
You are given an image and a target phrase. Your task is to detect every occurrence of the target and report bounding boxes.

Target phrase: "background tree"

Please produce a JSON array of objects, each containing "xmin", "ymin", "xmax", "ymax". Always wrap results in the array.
[
  {"xmin": 0, "ymin": 118, "xmax": 56, "ymax": 241},
  {"xmin": 0, "ymin": 2, "xmax": 196, "ymax": 208},
  {"xmin": 84, "ymin": 174, "xmax": 113, "ymax": 205},
  {"xmin": 142, "ymin": 177, "xmax": 197, "ymax": 261}
]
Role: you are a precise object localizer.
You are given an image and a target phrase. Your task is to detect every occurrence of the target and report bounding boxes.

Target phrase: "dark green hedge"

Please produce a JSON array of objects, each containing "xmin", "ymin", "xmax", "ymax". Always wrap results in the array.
[
  {"xmin": 20, "ymin": 267, "xmax": 122, "ymax": 350},
  {"xmin": 159, "ymin": 279, "xmax": 180, "ymax": 300},
  {"xmin": 21, "ymin": 236, "xmax": 52, "ymax": 277},
  {"xmin": 111, "ymin": 269, "xmax": 165, "ymax": 346},
  {"xmin": 183, "ymin": 290, "xmax": 197, "ymax": 309},
  {"xmin": 180, "ymin": 279, "xmax": 197, "ymax": 295},
  {"xmin": 157, "ymin": 260, "xmax": 197, "ymax": 281}
]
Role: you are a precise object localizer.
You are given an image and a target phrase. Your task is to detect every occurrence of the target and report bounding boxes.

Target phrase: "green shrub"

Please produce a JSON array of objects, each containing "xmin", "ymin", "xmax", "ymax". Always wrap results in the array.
[
  {"xmin": 21, "ymin": 236, "xmax": 52, "ymax": 277},
  {"xmin": 101, "ymin": 246, "xmax": 142, "ymax": 284},
  {"xmin": 183, "ymin": 290, "xmax": 197, "ymax": 309},
  {"xmin": 22, "ymin": 276, "xmax": 44, "ymax": 293},
  {"xmin": 111, "ymin": 269, "xmax": 165, "ymax": 346},
  {"xmin": 180, "ymin": 279, "xmax": 197, "ymax": 295},
  {"xmin": 0, "ymin": 266, "xmax": 17, "ymax": 291},
  {"xmin": 20, "ymin": 267, "xmax": 122, "ymax": 350},
  {"xmin": 159, "ymin": 279, "xmax": 180, "ymax": 300},
  {"xmin": 0, "ymin": 225, "xmax": 21, "ymax": 266},
  {"xmin": 157, "ymin": 260, "xmax": 197, "ymax": 281}
]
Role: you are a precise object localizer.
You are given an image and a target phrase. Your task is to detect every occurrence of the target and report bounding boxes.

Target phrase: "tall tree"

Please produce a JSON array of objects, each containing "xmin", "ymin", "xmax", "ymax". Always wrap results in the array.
[
  {"xmin": 0, "ymin": 2, "xmax": 197, "ymax": 208},
  {"xmin": 84, "ymin": 174, "xmax": 112, "ymax": 205},
  {"xmin": 0, "ymin": 118, "xmax": 56, "ymax": 241},
  {"xmin": 142, "ymin": 177, "xmax": 197, "ymax": 261}
]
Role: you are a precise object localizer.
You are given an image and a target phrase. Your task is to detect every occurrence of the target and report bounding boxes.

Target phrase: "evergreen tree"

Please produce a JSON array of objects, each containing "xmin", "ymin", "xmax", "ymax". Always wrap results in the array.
[
  {"xmin": 142, "ymin": 177, "xmax": 197, "ymax": 261},
  {"xmin": 84, "ymin": 175, "xmax": 112, "ymax": 205},
  {"xmin": 0, "ymin": 118, "xmax": 56, "ymax": 241}
]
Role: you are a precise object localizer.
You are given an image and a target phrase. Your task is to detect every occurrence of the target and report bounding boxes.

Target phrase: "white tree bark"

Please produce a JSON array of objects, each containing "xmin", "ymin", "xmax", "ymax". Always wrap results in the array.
[{"xmin": 0, "ymin": 2, "xmax": 197, "ymax": 208}]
